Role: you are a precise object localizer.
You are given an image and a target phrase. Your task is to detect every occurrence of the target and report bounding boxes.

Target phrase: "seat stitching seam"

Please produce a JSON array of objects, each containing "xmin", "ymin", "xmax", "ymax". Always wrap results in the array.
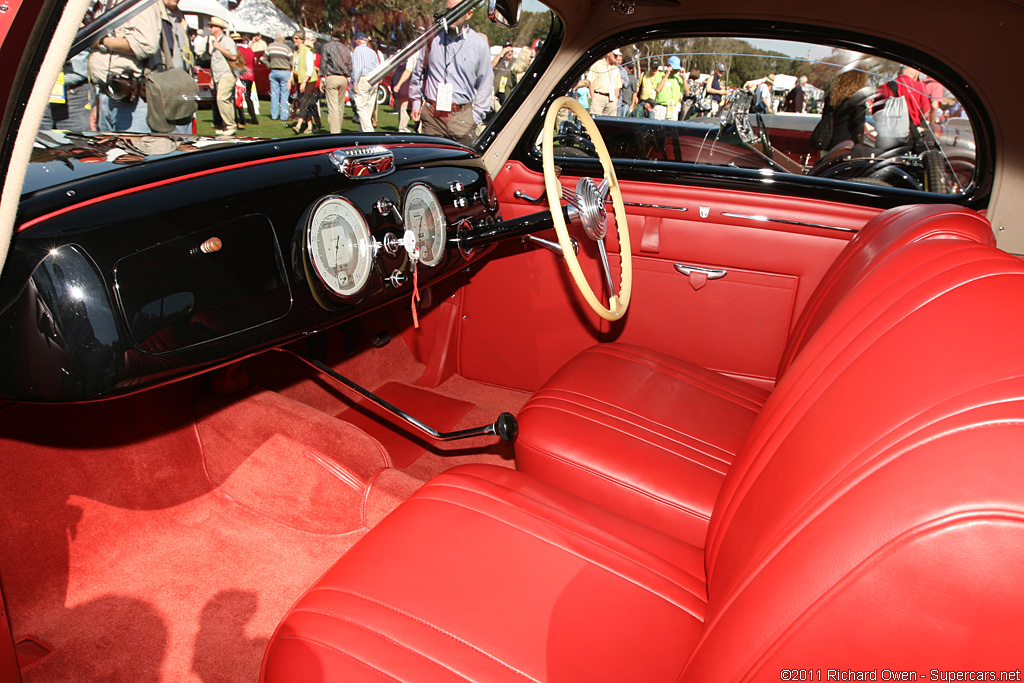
[
  {"xmin": 271, "ymin": 634, "xmax": 404, "ymax": 682},
  {"xmin": 285, "ymin": 607, "xmax": 479, "ymax": 682},
  {"xmin": 520, "ymin": 400, "xmax": 735, "ymax": 472},
  {"xmin": 516, "ymin": 440, "xmax": 714, "ymax": 521},
  {"xmin": 408, "ymin": 486, "xmax": 707, "ymax": 617},
  {"xmin": 303, "ymin": 588, "xmax": 542, "ymax": 683},
  {"xmin": 586, "ymin": 345, "xmax": 768, "ymax": 406},
  {"xmin": 529, "ymin": 390, "xmax": 742, "ymax": 464}
]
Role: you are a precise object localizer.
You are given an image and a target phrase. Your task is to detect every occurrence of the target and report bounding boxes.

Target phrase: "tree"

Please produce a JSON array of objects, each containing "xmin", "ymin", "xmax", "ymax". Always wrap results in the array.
[
  {"xmin": 271, "ymin": 0, "xmax": 436, "ymax": 46},
  {"xmin": 469, "ymin": 7, "xmax": 553, "ymax": 49}
]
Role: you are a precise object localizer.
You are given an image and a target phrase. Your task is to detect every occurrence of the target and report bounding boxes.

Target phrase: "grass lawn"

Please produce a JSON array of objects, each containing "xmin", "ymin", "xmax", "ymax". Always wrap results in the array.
[{"xmin": 196, "ymin": 100, "xmax": 402, "ymax": 138}]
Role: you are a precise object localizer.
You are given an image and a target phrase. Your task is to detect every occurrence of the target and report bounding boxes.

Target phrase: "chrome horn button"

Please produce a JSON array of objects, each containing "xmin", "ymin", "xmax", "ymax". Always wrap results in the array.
[{"xmin": 575, "ymin": 176, "xmax": 607, "ymax": 241}]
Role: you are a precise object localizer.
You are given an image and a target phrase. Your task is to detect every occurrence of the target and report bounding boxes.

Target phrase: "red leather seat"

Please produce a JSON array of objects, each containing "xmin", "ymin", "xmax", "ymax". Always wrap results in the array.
[
  {"xmin": 515, "ymin": 204, "xmax": 996, "ymax": 540},
  {"xmin": 263, "ymin": 236, "xmax": 1024, "ymax": 681}
]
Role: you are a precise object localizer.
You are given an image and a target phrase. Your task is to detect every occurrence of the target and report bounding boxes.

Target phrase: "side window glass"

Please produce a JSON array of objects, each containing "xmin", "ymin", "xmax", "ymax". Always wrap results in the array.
[{"xmin": 544, "ymin": 38, "xmax": 978, "ymax": 196}]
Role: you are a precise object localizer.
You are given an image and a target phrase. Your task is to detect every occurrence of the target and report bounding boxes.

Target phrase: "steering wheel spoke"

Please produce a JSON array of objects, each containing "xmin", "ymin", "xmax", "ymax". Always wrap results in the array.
[
  {"xmin": 542, "ymin": 96, "xmax": 632, "ymax": 322},
  {"xmin": 596, "ymin": 237, "xmax": 617, "ymax": 298},
  {"xmin": 561, "ymin": 184, "xmax": 584, "ymax": 210}
]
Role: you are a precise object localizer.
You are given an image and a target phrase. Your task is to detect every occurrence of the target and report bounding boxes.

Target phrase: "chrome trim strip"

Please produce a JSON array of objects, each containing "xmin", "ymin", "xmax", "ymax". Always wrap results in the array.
[
  {"xmin": 605, "ymin": 199, "xmax": 689, "ymax": 212},
  {"xmin": 720, "ymin": 211, "xmax": 856, "ymax": 233}
]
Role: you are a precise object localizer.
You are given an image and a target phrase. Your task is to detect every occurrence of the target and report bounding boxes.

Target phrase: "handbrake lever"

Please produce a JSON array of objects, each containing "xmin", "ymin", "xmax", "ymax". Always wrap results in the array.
[{"xmin": 281, "ymin": 350, "xmax": 519, "ymax": 442}]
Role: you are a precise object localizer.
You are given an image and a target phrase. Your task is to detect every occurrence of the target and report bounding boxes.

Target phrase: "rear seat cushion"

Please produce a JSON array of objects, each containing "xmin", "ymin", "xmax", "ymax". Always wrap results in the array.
[
  {"xmin": 261, "ymin": 464, "xmax": 707, "ymax": 683},
  {"xmin": 515, "ymin": 343, "xmax": 767, "ymax": 545}
]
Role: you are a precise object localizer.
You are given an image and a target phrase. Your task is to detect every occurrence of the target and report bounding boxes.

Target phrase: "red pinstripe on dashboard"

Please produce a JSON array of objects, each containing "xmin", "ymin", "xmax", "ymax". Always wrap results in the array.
[{"xmin": 16, "ymin": 142, "xmax": 467, "ymax": 233}]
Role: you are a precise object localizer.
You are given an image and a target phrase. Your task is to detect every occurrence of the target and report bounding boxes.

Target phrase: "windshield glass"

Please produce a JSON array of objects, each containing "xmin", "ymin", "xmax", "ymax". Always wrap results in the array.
[
  {"xmin": 540, "ymin": 36, "xmax": 979, "ymax": 196},
  {"xmin": 40, "ymin": 0, "xmax": 554, "ymax": 149}
]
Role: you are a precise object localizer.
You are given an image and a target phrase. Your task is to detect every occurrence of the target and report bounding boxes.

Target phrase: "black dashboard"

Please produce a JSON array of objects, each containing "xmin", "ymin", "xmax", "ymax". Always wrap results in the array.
[{"xmin": 0, "ymin": 134, "xmax": 501, "ymax": 402}]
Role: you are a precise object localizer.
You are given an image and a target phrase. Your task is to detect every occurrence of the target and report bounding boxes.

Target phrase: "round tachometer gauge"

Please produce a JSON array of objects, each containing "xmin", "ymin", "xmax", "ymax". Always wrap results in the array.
[
  {"xmin": 306, "ymin": 196, "xmax": 374, "ymax": 298},
  {"xmin": 403, "ymin": 183, "xmax": 447, "ymax": 267}
]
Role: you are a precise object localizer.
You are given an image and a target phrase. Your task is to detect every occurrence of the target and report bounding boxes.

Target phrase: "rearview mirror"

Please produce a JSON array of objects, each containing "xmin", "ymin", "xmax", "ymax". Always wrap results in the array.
[{"xmin": 488, "ymin": 0, "xmax": 521, "ymax": 27}]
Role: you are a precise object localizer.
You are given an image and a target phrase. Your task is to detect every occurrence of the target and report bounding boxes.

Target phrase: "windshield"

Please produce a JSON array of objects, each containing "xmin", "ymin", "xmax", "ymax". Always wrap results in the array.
[
  {"xmin": 540, "ymin": 36, "xmax": 980, "ymax": 196},
  {"xmin": 40, "ymin": 0, "xmax": 554, "ymax": 148}
]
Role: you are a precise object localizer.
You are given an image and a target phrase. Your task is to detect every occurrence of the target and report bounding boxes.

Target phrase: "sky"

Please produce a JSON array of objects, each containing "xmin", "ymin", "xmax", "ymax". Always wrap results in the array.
[{"xmin": 517, "ymin": 2, "xmax": 840, "ymax": 63}]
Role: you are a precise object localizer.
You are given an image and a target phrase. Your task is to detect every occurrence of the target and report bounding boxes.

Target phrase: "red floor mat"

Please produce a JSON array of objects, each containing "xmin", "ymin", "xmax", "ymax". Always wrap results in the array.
[
  {"xmin": 0, "ymin": 382, "xmax": 366, "ymax": 683},
  {"xmin": 337, "ymin": 382, "xmax": 475, "ymax": 469}
]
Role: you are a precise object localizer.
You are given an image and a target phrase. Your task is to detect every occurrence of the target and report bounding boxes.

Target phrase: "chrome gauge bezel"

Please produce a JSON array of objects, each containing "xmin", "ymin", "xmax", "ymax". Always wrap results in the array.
[
  {"xmin": 305, "ymin": 195, "xmax": 374, "ymax": 298},
  {"xmin": 403, "ymin": 183, "xmax": 447, "ymax": 268}
]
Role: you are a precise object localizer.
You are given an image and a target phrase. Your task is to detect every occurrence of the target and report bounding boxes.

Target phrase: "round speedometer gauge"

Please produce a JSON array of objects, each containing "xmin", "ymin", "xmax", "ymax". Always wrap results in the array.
[
  {"xmin": 306, "ymin": 196, "xmax": 374, "ymax": 298},
  {"xmin": 403, "ymin": 183, "xmax": 447, "ymax": 267}
]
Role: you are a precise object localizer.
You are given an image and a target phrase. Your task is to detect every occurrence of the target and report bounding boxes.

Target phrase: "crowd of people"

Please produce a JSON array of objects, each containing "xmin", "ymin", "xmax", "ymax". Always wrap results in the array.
[
  {"xmin": 575, "ymin": 54, "xmax": 729, "ymax": 122},
  {"xmin": 48, "ymin": 0, "xmax": 511, "ymax": 142},
  {"xmin": 187, "ymin": 23, "xmax": 386, "ymax": 136},
  {"xmin": 44, "ymin": 0, "xmax": 537, "ymax": 143},
  {"xmin": 572, "ymin": 47, "xmax": 958, "ymax": 162},
  {"xmin": 51, "ymin": 6, "xmax": 960, "ymax": 159}
]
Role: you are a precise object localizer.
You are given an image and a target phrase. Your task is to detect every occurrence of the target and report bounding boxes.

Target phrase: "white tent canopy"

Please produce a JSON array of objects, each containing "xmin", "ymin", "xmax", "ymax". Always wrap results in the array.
[
  {"xmin": 180, "ymin": 0, "xmax": 265, "ymax": 36},
  {"xmin": 180, "ymin": 0, "xmax": 229, "ymax": 23},
  {"xmin": 230, "ymin": 0, "xmax": 300, "ymax": 38}
]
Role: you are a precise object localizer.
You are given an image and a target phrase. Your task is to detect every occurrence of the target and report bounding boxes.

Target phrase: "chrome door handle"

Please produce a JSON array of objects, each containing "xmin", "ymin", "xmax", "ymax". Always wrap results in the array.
[
  {"xmin": 674, "ymin": 263, "xmax": 727, "ymax": 280},
  {"xmin": 513, "ymin": 190, "xmax": 546, "ymax": 204}
]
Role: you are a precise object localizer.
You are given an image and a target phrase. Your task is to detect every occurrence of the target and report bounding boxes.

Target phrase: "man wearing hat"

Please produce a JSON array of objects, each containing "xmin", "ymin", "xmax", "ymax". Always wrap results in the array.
[
  {"xmin": 350, "ymin": 31, "xmax": 380, "ymax": 132},
  {"xmin": 207, "ymin": 16, "xmax": 238, "ymax": 134},
  {"xmin": 290, "ymin": 31, "xmax": 318, "ymax": 133},
  {"xmin": 652, "ymin": 55, "xmax": 686, "ymax": 120},
  {"xmin": 754, "ymin": 73, "xmax": 775, "ymax": 114},
  {"xmin": 585, "ymin": 50, "xmax": 621, "ymax": 117},
  {"xmin": 707, "ymin": 62, "xmax": 728, "ymax": 116},
  {"xmin": 491, "ymin": 41, "xmax": 515, "ymax": 110}
]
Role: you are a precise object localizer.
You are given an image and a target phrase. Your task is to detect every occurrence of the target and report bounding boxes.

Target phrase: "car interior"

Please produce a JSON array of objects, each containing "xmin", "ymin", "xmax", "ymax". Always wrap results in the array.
[{"xmin": 1, "ymin": 0, "xmax": 1022, "ymax": 681}]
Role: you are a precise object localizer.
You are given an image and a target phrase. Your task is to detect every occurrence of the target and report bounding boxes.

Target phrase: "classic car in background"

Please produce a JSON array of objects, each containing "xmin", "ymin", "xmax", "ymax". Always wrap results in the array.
[{"xmin": 0, "ymin": 0, "xmax": 1022, "ymax": 681}]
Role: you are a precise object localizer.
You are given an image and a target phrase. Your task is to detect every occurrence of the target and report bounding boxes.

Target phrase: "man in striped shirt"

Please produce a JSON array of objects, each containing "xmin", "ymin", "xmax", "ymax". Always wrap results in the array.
[
  {"xmin": 409, "ymin": 0, "xmax": 493, "ymax": 145},
  {"xmin": 260, "ymin": 32, "xmax": 294, "ymax": 121},
  {"xmin": 350, "ymin": 32, "xmax": 379, "ymax": 132}
]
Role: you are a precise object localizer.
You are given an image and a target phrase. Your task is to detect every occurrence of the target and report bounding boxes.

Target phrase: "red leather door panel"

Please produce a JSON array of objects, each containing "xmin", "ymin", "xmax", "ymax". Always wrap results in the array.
[
  {"xmin": 458, "ymin": 161, "xmax": 879, "ymax": 392},
  {"xmin": 606, "ymin": 254, "xmax": 797, "ymax": 383}
]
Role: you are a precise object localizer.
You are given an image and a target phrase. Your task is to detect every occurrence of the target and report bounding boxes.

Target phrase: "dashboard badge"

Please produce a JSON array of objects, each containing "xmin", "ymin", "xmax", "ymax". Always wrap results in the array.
[{"xmin": 329, "ymin": 146, "xmax": 395, "ymax": 179}]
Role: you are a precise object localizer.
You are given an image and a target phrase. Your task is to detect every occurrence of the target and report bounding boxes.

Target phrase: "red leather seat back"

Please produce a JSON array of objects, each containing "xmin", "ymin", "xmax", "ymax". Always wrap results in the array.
[
  {"xmin": 777, "ymin": 204, "xmax": 995, "ymax": 377},
  {"xmin": 687, "ymin": 240, "xmax": 1024, "ymax": 679}
]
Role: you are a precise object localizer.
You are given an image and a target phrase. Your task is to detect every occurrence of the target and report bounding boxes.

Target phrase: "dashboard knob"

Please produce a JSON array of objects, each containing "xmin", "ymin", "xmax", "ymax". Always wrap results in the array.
[{"xmin": 388, "ymin": 269, "xmax": 408, "ymax": 288}]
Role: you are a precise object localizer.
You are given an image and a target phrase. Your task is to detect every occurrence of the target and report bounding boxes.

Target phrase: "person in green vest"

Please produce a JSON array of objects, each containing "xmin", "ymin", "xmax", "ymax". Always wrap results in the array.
[{"xmin": 652, "ymin": 55, "xmax": 687, "ymax": 120}]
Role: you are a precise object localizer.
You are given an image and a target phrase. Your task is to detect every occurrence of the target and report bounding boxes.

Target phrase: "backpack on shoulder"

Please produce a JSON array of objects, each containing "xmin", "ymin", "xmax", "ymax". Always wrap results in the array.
[{"xmin": 873, "ymin": 80, "xmax": 911, "ymax": 150}]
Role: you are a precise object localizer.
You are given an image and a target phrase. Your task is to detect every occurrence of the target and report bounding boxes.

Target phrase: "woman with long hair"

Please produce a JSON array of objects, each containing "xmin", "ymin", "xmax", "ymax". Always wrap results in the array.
[{"xmin": 819, "ymin": 68, "xmax": 871, "ymax": 150}]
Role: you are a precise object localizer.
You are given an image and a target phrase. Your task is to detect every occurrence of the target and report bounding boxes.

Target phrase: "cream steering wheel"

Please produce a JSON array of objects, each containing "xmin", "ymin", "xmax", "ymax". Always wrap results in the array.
[{"xmin": 542, "ymin": 96, "xmax": 632, "ymax": 321}]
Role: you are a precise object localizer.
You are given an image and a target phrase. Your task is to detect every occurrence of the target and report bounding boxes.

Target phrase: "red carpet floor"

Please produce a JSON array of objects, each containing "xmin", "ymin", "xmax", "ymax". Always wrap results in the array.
[
  {"xmin": 337, "ymin": 382, "xmax": 475, "ymax": 468},
  {"xmin": 0, "ymin": 337, "xmax": 530, "ymax": 682}
]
